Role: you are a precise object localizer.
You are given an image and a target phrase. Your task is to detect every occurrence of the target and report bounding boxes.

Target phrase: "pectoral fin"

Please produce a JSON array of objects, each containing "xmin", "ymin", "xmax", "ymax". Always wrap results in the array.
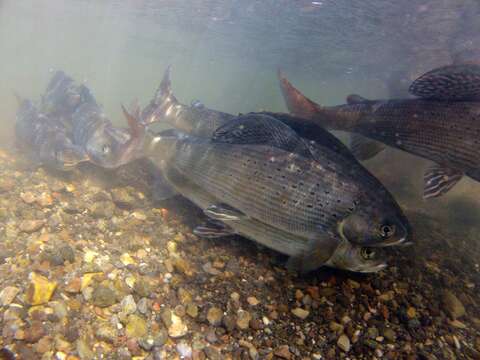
[
  {"xmin": 350, "ymin": 134, "xmax": 386, "ymax": 161},
  {"xmin": 423, "ymin": 165, "xmax": 463, "ymax": 199},
  {"xmin": 151, "ymin": 171, "xmax": 177, "ymax": 201},
  {"xmin": 204, "ymin": 203, "xmax": 247, "ymax": 221},
  {"xmin": 286, "ymin": 236, "xmax": 338, "ymax": 274}
]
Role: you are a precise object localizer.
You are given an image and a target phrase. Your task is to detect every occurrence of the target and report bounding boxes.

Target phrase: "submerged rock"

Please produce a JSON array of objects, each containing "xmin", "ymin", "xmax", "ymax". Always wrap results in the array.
[
  {"xmin": 442, "ymin": 290, "xmax": 466, "ymax": 319},
  {"xmin": 25, "ymin": 272, "xmax": 57, "ymax": 305}
]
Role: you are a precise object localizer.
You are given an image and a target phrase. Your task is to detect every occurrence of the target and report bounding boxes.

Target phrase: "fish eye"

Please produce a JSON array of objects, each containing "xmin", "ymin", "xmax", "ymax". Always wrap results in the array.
[
  {"xmin": 361, "ymin": 247, "xmax": 375, "ymax": 260},
  {"xmin": 380, "ymin": 224, "xmax": 395, "ymax": 238},
  {"xmin": 102, "ymin": 144, "xmax": 111, "ymax": 155}
]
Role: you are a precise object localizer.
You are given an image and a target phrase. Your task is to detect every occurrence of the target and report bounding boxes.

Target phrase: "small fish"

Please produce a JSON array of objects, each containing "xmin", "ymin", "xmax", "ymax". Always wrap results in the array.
[
  {"xmin": 15, "ymin": 96, "xmax": 88, "ymax": 170},
  {"xmin": 125, "ymin": 109, "xmax": 410, "ymax": 272},
  {"xmin": 279, "ymin": 64, "xmax": 480, "ymax": 199}
]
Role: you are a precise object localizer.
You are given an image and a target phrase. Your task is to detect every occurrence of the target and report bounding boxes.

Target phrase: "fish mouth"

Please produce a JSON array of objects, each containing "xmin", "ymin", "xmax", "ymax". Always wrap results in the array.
[{"xmin": 373, "ymin": 235, "xmax": 408, "ymax": 247}]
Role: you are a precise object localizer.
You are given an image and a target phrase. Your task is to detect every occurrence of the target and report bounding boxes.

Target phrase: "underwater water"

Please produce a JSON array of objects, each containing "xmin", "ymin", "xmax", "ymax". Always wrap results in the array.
[{"xmin": 0, "ymin": 0, "xmax": 479, "ymax": 359}]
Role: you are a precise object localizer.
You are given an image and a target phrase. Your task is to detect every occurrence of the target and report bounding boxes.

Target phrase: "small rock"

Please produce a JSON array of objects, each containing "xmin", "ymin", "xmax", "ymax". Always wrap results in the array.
[
  {"xmin": 204, "ymin": 346, "xmax": 222, "ymax": 360},
  {"xmin": 186, "ymin": 303, "xmax": 198, "ymax": 318},
  {"xmin": 291, "ymin": 307, "xmax": 309, "ymax": 320},
  {"xmin": 274, "ymin": 345, "xmax": 292, "ymax": 359},
  {"xmin": 207, "ymin": 307, "xmax": 223, "ymax": 326},
  {"xmin": 25, "ymin": 321, "xmax": 46, "ymax": 343},
  {"xmin": 120, "ymin": 253, "xmax": 135, "ymax": 266},
  {"xmin": 111, "ymin": 188, "xmax": 137, "ymax": 209},
  {"xmin": 442, "ymin": 290, "xmax": 466, "ymax": 319},
  {"xmin": 126, "ymin": 314, "xmax": 148, "ymax": 338},
  {"xmin": 247, "ymin": 296, "xmax": 259, "ymax": 306},
  {"xmin": 121, "ymin": 295, "xmax": 137, "ymax": 315},
  {"xmin": 37, "ymin": 192, "xmax": 53, "ymax": 207},
  {"xmin": 20, "ymin": 191, "xmax": 36, "ymax": 204},
  {"xmin": 138, "ymin": 337, "xmax": 155, "ymax": 351},
  {"xmin": 25, "ymin": 272, "xmax": 57, "ymax": 305},
  {"xmin": 0, "ymin": 286, "xmax": 20, "ymax": 306},
  {"xmin": 337, "ymin": 334, "xmax": 351, "ymax": 352},
  {"xmin": 95, "ymin": 323, "xmax": 118, "ymax": 343},
  {"xmin": 383, "ymin": 328, "xmax": 396, "ymax": 342},
  {"xmin": 176, "ymin": 342, "xmax": 193, "ymax": 358},
  {"xmin": 91, "ymin": 286, "xmax": 117, "ymax": 308},
  {"xmin": 168, "ymin": 313, "xmax": 188, "ymax": 338},
  {"xmin": 137, "ymin": 298, "xmax": 149, "ymax": 315},
  {"xmin": 76, "ymin": 339, "xmax": 95, "ymax": 360},
  {"xmin": 58, "ymin": 245, "xmax": 75, "ymax": 263},
  {"xmin": 407, "ymin": 307, "xmax": 416, "ymax": 319},
  {"xmin": 230, "ymin": 292, "xmax": 240, "ymax": 302},
  {"xmin": 236, "ymin": 310, "xmax": 252, "ymax": 330},
  {"xmin": 178, "ymin": 288, "xmax": 193, "ymax": 305},
  {"xmin": 19, "ymin": 220, "xmax": 44, "ymax": 233},
  {"xmin": 65, "ymin": 277, "xmax": 82, "ymax": 294}
]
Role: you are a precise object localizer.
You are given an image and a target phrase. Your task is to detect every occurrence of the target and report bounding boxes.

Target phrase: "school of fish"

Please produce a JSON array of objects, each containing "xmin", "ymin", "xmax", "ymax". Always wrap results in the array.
[{"xmin": 14, "ymin": 62, "xmax": 479, "ymax": 273}]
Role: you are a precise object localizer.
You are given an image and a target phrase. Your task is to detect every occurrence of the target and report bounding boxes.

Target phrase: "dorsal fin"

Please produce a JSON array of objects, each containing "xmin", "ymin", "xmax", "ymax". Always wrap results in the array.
[
  {"xmin": 141, "ymin": 65, "xmax": 180, "ymax": 125},
  {"xmin": 211, "ymin": 113, "xmax": 314, "ymax": 158},
  {"xmin": 409, "ymin": 64, "xmax": 480, "ymax": 101},
  {"xmin": 278, "ymin": 69, "xmax": 323, "ymax": 118},
  {"xmin": 346, "ymin": 94, "xmax": 369, "ymax": 104}
]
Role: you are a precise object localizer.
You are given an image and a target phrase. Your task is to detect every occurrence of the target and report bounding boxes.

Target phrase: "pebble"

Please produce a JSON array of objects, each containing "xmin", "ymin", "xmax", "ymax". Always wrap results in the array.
[
  {"xmin": 176, "ymin": 342, "xmax": 193, "ymax": 358},
  {"xmin": 76, "ymin": 339, "xmax": 95, "ymax": 360},
  {"xmin": 0, "ymin": 286, "xmax": 20, "ymax": 306},
  {"xmin": 25, "ymin": 272, "xmax": 57, "ymax": 305},
  {"xmin": 121, "ymin": 295, "xmax": 137, "ymax": 315},
  {"xmin": 95, "ymin": 323, "xmax": 118, "ymax": 343},
  {"xmin": 274, "ymin": 345, "xmax": 292, "ymax": 359},
  {"xmin": 204, "ymin": 346, "xmax": 222, "ymax": 360},
  {"xmin": 207, "ymin": 307, "xmax": 223, "ymax": 326},
  {"xmin": 19, "ymin": 219, "xmax": 45, "ymax": 233},
  {"xmin": 337, "ymin": 334, "xmax": 351, "ymax": 352},
  {"xmin": 383, "ymin": 328, "xmax": 396, "ymax": 342},
  {"xmin": 236, "ymin": 310, "xmax": 252, "ymax": 330},
  {"xmin": 239, "ymin": 340, "xmax": 259, "ymax": 360},
  {"xmin": 247, "ymin": 296, "xmax": 260, "ymax": 306},
  {"xmin": 137, "ymin": 297, "xmax": 149, "ymax": 315},
  {"xmin": 291, "ymin": 307, "xmax": 309, "ymax": 320},
  {"xmin": 168, "ymin": 312, "xmax": 188, "ymax": 338},
  {"xmin": 186, "ymin": 303, "xmax": 199, "ymax": 318},
  {"xmin": 442, "ymin": 290, "xmax": 466, "ymax": 319},
  {"xmin": 126, "ymin": 314, "xmax": 148, "ymax": 338},
  {"xmin": 91, "ymin": 286, "xmax": 117, "ymax": 308}
]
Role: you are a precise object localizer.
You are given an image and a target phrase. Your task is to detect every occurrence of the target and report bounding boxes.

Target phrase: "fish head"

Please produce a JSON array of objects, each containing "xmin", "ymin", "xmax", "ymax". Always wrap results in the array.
[
  {"xmin": 85, "ymin": 123, "xmax": 130, "ymax": 168},
  {"xmin": 326, "ymin": 240, "xmax": 387, "ymax": 273},
  {"xmin": 86, "ymin": 104, "xmax": 147, "ymax": 168},
  {"xmin": 338, "ymin": 205, "xmax": 411, "ymax": 248}
]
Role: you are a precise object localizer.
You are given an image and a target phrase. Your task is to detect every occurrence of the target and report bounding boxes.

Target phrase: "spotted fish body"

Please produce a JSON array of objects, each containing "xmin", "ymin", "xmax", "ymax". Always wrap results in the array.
[{"xmin": 279, "ymin": 64, "xmax": 480, "ymax": 198}]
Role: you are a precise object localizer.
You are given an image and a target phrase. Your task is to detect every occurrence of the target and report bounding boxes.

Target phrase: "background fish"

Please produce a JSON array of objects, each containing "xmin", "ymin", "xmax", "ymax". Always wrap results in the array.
[
  {"xmin": 15, "ymin": 96, "xmax": 88, "ymax": 170},
  {"xmin": 40, "ymin": 71, "xmax": 139, "ymax": 168},
  {"xmin": 279, "ymin": 64, "xmax": 480, "ymax": 199}
]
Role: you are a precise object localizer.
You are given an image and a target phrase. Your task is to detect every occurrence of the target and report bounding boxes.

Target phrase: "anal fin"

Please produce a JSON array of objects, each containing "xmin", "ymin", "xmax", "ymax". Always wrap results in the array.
[
  {"xmin": 350, "ymin": 134, "xmax": 386, "ymax": 161},
  {"xmin": 204, "ymin": 203, "xmax": 247, "ymax": 221},
  {"xmin": 423, "ymin": 165, "xmax": 463, "ymax": 199},
  {"xmin": 152, "ymin": 170, "xmax": 177, "ymax": 201}
]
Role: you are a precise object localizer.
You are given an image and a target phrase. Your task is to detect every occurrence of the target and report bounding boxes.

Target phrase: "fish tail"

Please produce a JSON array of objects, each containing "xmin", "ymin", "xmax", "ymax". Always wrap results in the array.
[{"xmin": 277, "ymin": 70, "xmax": 354, "ymax": 130}]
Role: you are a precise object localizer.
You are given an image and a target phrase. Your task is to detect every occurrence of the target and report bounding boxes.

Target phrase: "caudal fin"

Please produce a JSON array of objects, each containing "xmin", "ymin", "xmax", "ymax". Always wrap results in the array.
[{"xmin": 141, "ymin": 65, "xmax": 180, "ymax": 125}]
